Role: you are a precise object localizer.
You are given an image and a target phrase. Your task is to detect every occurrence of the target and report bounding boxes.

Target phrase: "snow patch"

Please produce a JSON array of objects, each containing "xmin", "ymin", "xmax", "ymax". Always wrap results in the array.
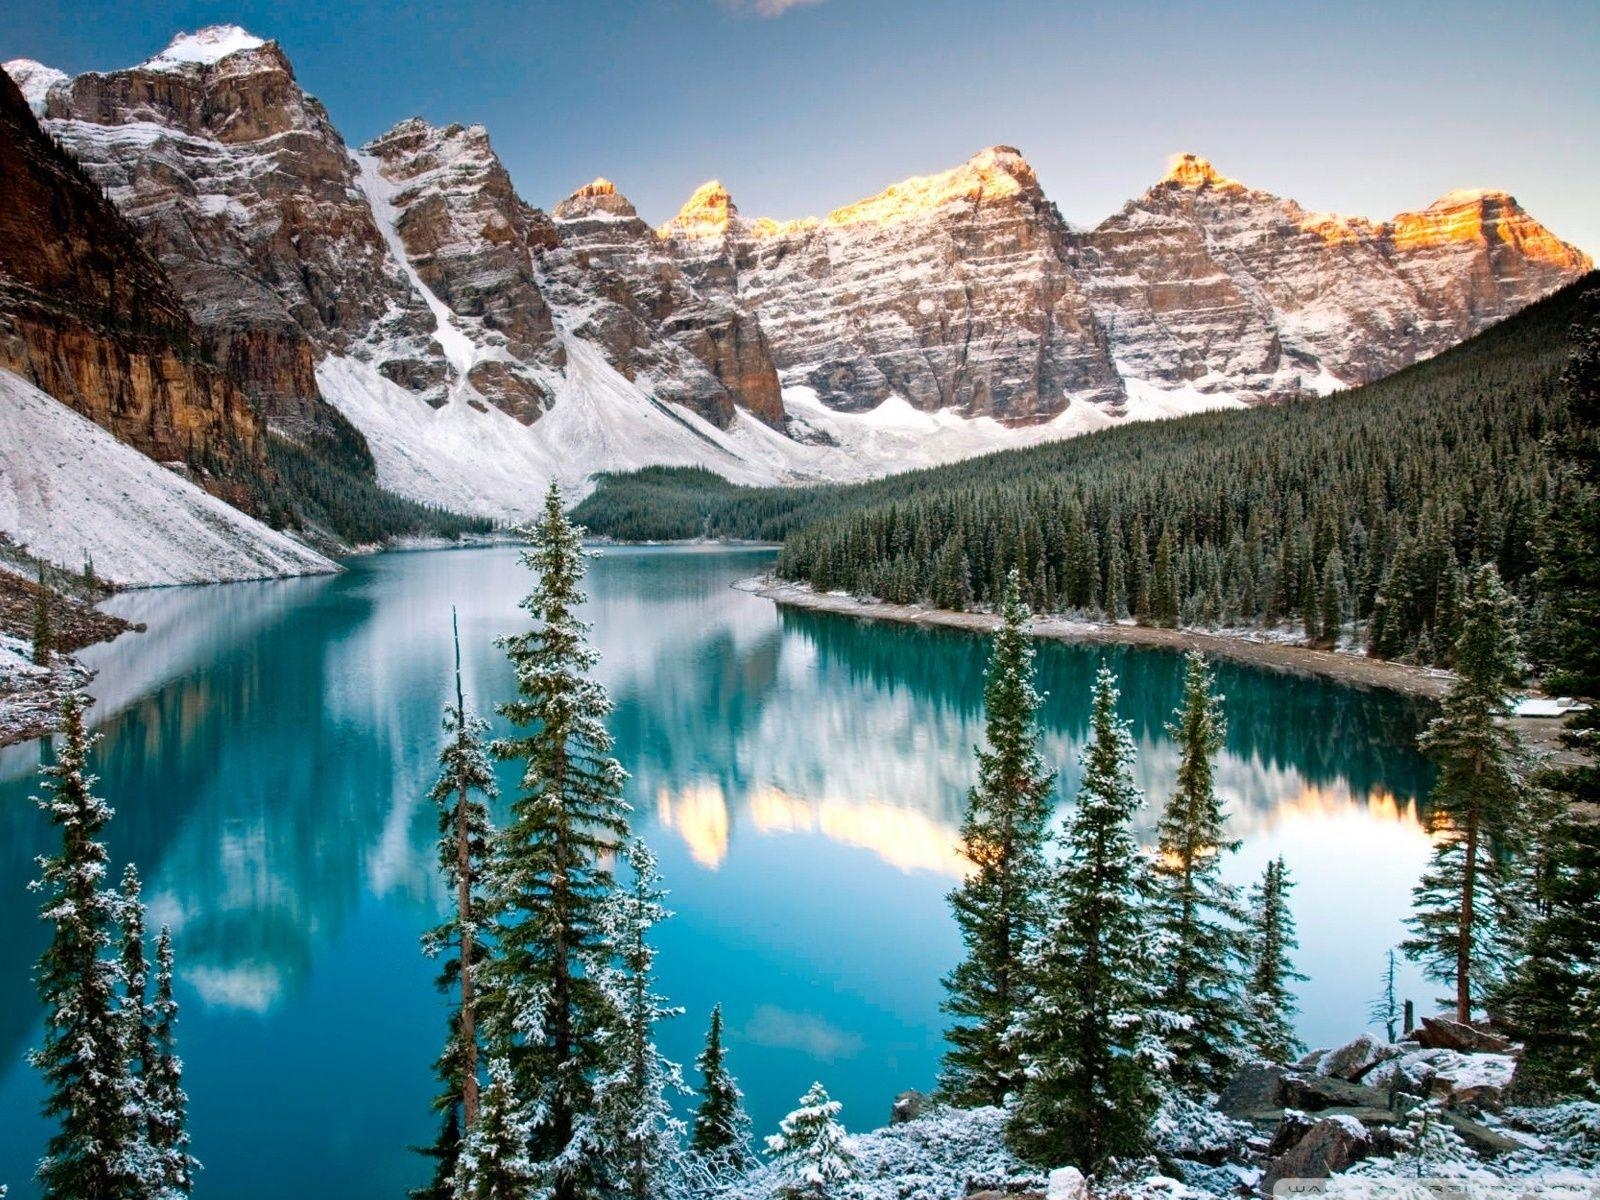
[
  {"xmin": 0, "ymin": 369, "xmax": 337, "ymax": 587},
  {"xmin": 2, "ymin": 58, "xmax": 68, "ymax": 114},
  {"xmin": 142, "ymin": 26, "xmax": 265, "ymax": 71}
]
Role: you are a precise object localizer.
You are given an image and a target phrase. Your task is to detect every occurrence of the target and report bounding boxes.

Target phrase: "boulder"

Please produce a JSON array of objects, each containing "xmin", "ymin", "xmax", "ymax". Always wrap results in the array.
[
  {"xmin": 1281, "ymin": 1073, "xmax": 1391, "ymax": 1113},
  {"xmin": 1262, "ymin": 1115, "xmax": 1374, "ymax": 1193},
  {"xmin": 1438, "ymin": 1110, "xmax": 1534, "ymax": 1156},
  {"xmin": 1427, "ymin": 1053, "xmax": 1518, "ymax": 1114},
  {"xmin": 1266, "ymin": 1110, "xmax": 1317, "ymax": 1157},
  {"xmin": 1218, "ymin": 1064, "xmax": 1289, "ymax": 1118},
  {"xmin": 1045, "ymin": 1168, "xmax": 1087, "ymax": 1200},
  {"xmin": 1416, "ymin": 1017, "xmax": 1514, "ymax": 1054},
  {"xmin": 1312, "ymin": 1032, "xmax": 1403, "ymax": 1081},
  {"xmin": 890, "ymin": 1089, "xmax": 927, "ymax": 1124}
]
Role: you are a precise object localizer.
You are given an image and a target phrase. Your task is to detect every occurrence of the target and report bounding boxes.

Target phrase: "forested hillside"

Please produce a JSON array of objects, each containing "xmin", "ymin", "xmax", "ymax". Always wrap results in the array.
[{"xmin": 577, "ymin": 274, "xmax": 1598, "ymax": 665}]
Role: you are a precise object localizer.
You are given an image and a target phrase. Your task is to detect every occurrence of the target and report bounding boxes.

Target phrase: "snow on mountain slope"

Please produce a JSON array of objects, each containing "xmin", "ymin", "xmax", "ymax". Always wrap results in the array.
[{"xmin": 0, "ymin": 370, "xmax": 337, "ymax": 587}]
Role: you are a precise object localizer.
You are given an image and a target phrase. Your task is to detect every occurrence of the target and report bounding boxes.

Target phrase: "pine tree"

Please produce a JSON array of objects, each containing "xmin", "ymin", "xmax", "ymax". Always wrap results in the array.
[
  {"xmin": 1008, "ymin": 667, "xmax": 1165, "ymax": 1171},
  {"xmin": 146, "ymin": 927, "xmax": 195, "ymax": 1198},
  {"xmin": 1319, "ymin": 549, "xmax": 1346, "ymax": 649},
  {"xmin": 1493, "ymin": 818, "xmax": 1600, "ymax": 1096},
  {"xmin": 1151, "ymin": 526, "xmax": 1180, "ymax": 628},
  {"xmin": 1401, "ymin": 564, "xmax": 1528, "ymax": 1022},
  {"xmin": 690, "ymin": 1004, "xmax": 752, "ymax": 1172},
  {"xmin": 116, "ymin": 865, "xmax": 158, "ymax": 1191},
  {"xmin": 1150, "ymin": 651, "xmax": 1245, "ymax": 1092},
  {"xmin": 29, "ymin": 692, "xmax": 141, "ymax": 1200},
  {"xmin": 1241, "ymin": 857, "xmax": 1307, "ymax": 1064},
  {"xmin": 592, "ymin": 840, "xmax": 686, "ymax": 1200},
  {"xmin": 1369, "ymin": 949, "xmax": 1401, "ymax": 1043},
  {"xmin": 33, "ymin": 563, "xmax": 53, "ymax": 667},
  {"xmin": 454, "ymin": 1059, "xmax": 535, "ymax": 1200},
  {"xmin": 940, "ymin": 569, "xmax": 1056, "ymax": 1107},
  {"xmin": 413, "ymin": 610, "xmax": 498, "ymax": 1200},
  {"xmin": 766, "ymin": 1083, "xmax": 856, "ymax": 1200},
  {"xmin": 483, "ymin": 482, "xmax": 631, "ymax": 1200}
]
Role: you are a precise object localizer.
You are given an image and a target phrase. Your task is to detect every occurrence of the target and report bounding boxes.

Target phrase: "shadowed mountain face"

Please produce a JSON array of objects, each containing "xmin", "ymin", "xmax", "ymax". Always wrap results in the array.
[
  {"xmin": 1, "ymin": 28, "xmax": 1591, "ymax": 519},
  {"xmin": 0, "ymin": 68, "xmax": 263, "ymax": 502}
]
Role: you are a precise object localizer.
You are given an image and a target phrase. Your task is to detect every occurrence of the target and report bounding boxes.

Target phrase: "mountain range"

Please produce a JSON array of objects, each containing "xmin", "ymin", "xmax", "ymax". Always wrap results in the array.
[{"xmin": 0, "ymin": 24, "xmax": 1591, "ymax": 571}]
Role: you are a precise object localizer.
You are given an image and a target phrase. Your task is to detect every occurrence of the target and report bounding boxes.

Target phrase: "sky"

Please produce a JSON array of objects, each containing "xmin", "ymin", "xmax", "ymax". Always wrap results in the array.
[{"xmin": 4, "ymin": 0, "xmax": 1598, "ymax": 255}]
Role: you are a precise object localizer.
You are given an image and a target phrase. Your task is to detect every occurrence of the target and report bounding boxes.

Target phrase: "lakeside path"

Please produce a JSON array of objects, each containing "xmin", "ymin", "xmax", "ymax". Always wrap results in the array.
[{"xmin": 736, "ymin": 576, "xmax": 1585, "ymax": 766}]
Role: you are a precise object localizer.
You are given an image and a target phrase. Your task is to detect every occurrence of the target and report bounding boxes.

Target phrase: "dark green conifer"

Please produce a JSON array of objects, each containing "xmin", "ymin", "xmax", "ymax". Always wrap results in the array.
[
  {"xmin": 484, "ymin": 482, "xmax": 631, "ymax": 1200},
  {"xmin": 940, "ymin": 569, "xmax": 1056, "ymax": 1107},
  {"xmin": 1008, "ymin": 667, "xmax": 1163, "ymax": 1171},
  {"xmin": 1402, "ymin": 564, "xmax": 1527, "ymax": 1022},
  {"xmin": 1150, "ymin": 652, "xmax": 1245, "ymax": 1091},
  {"xmin": 690, "ymin": 1004, "xmax": 751, "ymax": 1171},
  {"xmin": 1241, "ymin": 857, "xmax": 1307, "ymax": 1063}
]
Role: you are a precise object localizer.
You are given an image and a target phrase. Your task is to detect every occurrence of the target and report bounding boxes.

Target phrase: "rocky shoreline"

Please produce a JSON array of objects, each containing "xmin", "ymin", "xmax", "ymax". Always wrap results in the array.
[{"xmin": 737, "ymin": 577, "xmax": 1586, "ymax": 766}]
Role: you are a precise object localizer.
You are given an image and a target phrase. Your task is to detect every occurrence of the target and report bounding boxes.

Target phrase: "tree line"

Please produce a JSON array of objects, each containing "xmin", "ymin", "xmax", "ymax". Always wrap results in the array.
[{"xmin": 578, "ymin": 277, "xmax": 1597, "ymax": 671}]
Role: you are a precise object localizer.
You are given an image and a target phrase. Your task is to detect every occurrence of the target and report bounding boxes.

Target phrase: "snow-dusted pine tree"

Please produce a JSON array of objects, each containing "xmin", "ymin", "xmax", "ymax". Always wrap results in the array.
[
  {"xmin": 1150, "ymin": 651, "xmax": 1245, "ymax": 1093},
  {"xmin": 941, "ymin": 569, "xmax": 1055, "ymax": 1107},
  {"xmin": 591, "ymin": 839, "xmax": 686, "ymax": 1200},
  {"xmin": 1402, "ymin": 564, "xmax": 1528, "ymax": 1022},
  {"xmin": 29, "ymin": 692, "xmax": 142, "ymax": 1200},
  {"xmin": 1241, "ymin": 857, "xmax": 1306, "ymax": 1064},
  {"xmin": 115, "ymin": 864, "xmax": 158, "ymax": 1189},
  {"xmin": 147, "ymin": 926, "xmax": 196, "ymax": 1198},
  {"xmin": 413, "ymin": 610, "xmax": 498, "ymax": 1200},
  {"xmin": 454, "ymin": 1059, "xmax": 535, "ymax": 1200},
  {"xmin": 690, "ymin": 1004, "xmax": 752, "ymax": 1173},
  {"xmin": 766, "ymin": 1082, "xmax": 856, "ymax": 1200},
  {"xmin": 484, "ymin": 482, "xmax": 631, "ymax": 1200},
  {"xmin": 1008, "ymin": 666, "xmax": 1165, "ymax": 1171}
]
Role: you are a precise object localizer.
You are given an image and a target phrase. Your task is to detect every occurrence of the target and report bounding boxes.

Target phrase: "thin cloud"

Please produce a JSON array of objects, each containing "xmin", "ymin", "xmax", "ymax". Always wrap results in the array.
[{"xmin": 718, "ymin": 0, "xmax": 827, "ymax": 17}]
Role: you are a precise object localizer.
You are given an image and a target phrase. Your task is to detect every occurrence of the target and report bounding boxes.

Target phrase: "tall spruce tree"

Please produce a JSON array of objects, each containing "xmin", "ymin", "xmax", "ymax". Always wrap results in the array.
[
  {"xmin": 484, "ymin": 482, "xmax": 631, "ymax": 1200},
  {"xmin": 1401, "ymin": 564, "xmax": 1528, "ymax": 1021},
  {"xmin": 940, "ymin": 569, "xmax": 1056, "ymax": 1107},
  {"xmin": 591, "ymin": 840, "xmax": 685, "ymax": 1200},
  {"xmin": 1241, "ymin": 857, "xmax": 1307, "ymax": 1064},
  {"xmin": 146, "ymin": 927, "xmax": 195, "ymax": 1199},
  {"xmin": 1008, "ymin": 667, "xmax": 1165, "ymax": 1171},
  {"xmin": 690, "ymin": 1004, "xmax": 752, "ymax": 1172},
  {"xmin": 413, "ymin": 610, "xmax": 498, "ymax": 1200},
  {"xmin": 765, "ymin": 1083, "xmax": 856, "ymax": 1200},
  {"xmin": 1150, "ymin": 651, "xmax": 1245, "ymax": 1092},
  {"xmin": 116, "ymin": 866, "xmax": 157, "ymax": 1189},
  {"xmin": 29, "ymin": 692, "xmax": 141, "ymax": 1200}
]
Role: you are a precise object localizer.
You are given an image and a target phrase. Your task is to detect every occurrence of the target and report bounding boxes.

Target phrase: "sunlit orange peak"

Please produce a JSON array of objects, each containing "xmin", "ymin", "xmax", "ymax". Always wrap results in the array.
[
  {"xmin": 1164, "ymin": 152, "xmax": 1243, "ymax": 191},
  {"xmin": 823, "ymin": 145, "xmax": 1036, "ymax": 229},
  {"xmin": 577, "ymin": 176, "xmax": 617, "ymax": 198},
  {"xmin": 658, "ymin": 180, "xmax": 739, "ymax": 240}
]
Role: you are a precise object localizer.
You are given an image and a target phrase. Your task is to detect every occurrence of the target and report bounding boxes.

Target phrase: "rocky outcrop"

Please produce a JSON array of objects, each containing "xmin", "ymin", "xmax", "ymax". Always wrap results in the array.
[
  {"xmin": 1067, "ymin": 154, "xmax": 1593, "ymax": 402},
  {"xmin": 660, "ymin": 148, "xmax": 1127, "ymax": 421},
  {"xmin": 0, "ymin": 67, "xmax": 262, "ymax": 498},
  {"xmin": 545, "ymin": 176, "xmax": 785, "ymax": 428},
  {"xmin": 8, "ymin": 29, "xmax": 428, "ymax": 435}
]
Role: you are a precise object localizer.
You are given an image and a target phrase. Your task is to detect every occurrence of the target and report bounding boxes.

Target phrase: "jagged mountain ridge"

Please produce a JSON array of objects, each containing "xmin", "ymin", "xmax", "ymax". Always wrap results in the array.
[{"xmin": 3, "ymin": 26, "xmax": 1591, "ymax": 520}]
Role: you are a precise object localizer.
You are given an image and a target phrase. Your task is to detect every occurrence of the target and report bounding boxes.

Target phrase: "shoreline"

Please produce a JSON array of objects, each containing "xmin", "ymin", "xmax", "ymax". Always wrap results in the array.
[{"xmin": 737, "ymin": 577, "xmax": 1586, "ymax": 765}]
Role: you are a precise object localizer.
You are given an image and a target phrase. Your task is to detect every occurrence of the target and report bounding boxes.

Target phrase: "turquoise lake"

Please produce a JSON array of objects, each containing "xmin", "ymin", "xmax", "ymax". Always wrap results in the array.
[{"xmin": 0, "ymin": 544, "xmax": 1439, "ymax": 1197}]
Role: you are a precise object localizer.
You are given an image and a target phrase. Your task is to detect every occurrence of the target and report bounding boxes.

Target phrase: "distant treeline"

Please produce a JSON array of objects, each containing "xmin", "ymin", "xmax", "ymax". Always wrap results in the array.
[{"xmin": 576, "ymin": 274, "xmax": 1599, "ymax": 666}]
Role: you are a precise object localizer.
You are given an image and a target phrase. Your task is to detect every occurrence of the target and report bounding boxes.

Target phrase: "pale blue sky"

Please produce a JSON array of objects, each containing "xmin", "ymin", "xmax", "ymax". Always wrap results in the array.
[{"xmin": 6, "ymin": 0, "xmax": 1597, "ymax": 253}]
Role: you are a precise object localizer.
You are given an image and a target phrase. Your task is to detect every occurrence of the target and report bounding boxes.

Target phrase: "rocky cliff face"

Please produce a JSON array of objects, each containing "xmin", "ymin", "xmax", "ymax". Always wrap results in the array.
[
  {"xmin": 658, "ymin": 148, "xmax": 1126, "ymax": 422},
  {"xmin": 0, "ymin": 67, "xmax": 262, "ymax": 501},
  {"xmin": 1066, "ymin": 154, "xmax": 1595, "ymax": 399},
  {"xmin": 9, "ymin": 28, "xmax": 428, "ymax": 435}
]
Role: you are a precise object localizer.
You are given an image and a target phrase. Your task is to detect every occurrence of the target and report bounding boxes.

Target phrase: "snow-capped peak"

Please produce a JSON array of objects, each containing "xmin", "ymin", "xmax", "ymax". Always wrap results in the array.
[
  {"xmin": 2, "ymin": 58, "xmax": 68, "ymax": 115},
  {"xmin": 143, "ymin": 25, "xmax": 266, "ymax": 72}
]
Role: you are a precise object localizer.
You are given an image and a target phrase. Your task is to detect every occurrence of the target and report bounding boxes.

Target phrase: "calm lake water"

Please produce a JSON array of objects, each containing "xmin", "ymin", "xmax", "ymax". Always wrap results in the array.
[{"xmin": 0, "ymin": 545, "xmax": 1437, "ymax": 1198}]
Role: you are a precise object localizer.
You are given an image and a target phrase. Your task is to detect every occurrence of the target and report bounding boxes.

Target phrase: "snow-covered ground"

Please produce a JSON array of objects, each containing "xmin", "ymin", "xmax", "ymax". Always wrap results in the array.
[{"xmin": 0, "ymin": 369, "xmax": 337, "ymax": 587}]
